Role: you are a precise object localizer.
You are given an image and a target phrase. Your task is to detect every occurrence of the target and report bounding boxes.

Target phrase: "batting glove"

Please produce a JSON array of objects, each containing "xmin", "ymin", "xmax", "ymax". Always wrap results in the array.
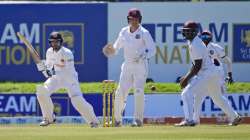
[{"xmin": 36, "ymin": 60, "xmax": 46, "ymax": 71}]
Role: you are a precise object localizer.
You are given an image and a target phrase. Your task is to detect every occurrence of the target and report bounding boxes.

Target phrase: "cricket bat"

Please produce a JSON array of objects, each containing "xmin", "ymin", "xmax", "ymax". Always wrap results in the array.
[{"xmin": 17, "ymin": 32, "xmax": 41, "ymax": 64}]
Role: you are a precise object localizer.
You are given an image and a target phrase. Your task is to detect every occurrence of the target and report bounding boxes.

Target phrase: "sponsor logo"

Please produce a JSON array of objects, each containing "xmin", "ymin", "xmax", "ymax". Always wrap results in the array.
[
  {"xmin": 233, "ymin": 24, "xmax": 250, "ymax": 62},
  {"xmin": 43, "ymin": 23, "xmax": 85, "ymax": 64}
]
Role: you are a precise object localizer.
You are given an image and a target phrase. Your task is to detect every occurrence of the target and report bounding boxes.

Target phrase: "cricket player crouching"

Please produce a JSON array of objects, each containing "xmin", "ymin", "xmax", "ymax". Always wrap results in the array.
[
  {"xmin": 103, "ymin": 8, "xmax": 156, "ymax": 127},
  {"xmin": 175, "ymin": 21, "xmax": 241, "ymax": 127},
  {"xmin": 36, "ymin": 32, "xmax": 99, "ymax": 127}
]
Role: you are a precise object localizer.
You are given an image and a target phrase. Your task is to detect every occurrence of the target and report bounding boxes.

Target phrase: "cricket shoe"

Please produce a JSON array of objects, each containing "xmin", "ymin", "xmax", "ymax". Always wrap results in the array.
[
  {"xmin": 175, "ymin": 120, "xmax": 196, "ymax": 127},
  {"xmin": 103, "ymin": 120, "xmax": 121, "ymax": 127},
  {"xmin": 228, "ymin": 115, "xmax": 242, "ymax": 126},
  {"xmin": 39, "ymin": 118, "xmax": 56, "ymax": 126},
  {"xmin": 131, "ymin": 119, "xmax": 143, "ymax": 127},
  {"xmin": 90, "ymin": 122, "xmax": 99, "ymax": 128},
  {"xmin": 114, "ymin": 120, "xmax": 122, "ymax": 127}
]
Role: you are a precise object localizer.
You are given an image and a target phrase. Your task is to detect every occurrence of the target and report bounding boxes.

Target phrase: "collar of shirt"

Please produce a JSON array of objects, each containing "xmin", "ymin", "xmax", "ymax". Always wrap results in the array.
[
  {"xmin": 53, "ymin": 46, "xmax": 64, "ymax": 54},
  {"xmin": 127, "ymin": 25, "xmax": 141, "ymax": 34},
  {"xmin": 188, "ymin": 36, "xmax": 200, "ymax": 46}
]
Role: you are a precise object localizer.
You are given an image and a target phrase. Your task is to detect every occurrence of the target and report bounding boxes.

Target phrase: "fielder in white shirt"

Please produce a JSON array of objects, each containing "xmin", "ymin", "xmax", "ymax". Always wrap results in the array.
[
  {"xmin": 36, "ymin": 32, "xmax": 99, "ymax": 127},
  {"xmin": 191, "ymin": 30, "xmax": 239, "ymax": 125},
  {"xmin": 103, "ymin": 8, "xmax": 156, "ymax": 127},
  {"xmin": 175, "ymin": 21, "xmax": 241, "ymax": 127},
  {"xmin": 200, "ymin": 30, "xmax": 234, "ymax": 93}
]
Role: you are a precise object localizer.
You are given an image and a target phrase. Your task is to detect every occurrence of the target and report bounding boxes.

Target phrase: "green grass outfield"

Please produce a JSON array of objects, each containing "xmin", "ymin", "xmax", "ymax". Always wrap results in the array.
[
  {"xmin": 0, "ymin": 124, "xmax": 249, "ymax": 140},
  {"xmin": 0, "ymin": 82, "xmax": 250, "ymax": 93}
]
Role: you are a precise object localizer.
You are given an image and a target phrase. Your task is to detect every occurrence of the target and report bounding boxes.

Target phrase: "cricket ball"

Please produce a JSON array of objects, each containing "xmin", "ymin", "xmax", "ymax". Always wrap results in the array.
[{"xmin": 150, "ymin": 86, "xmax": 156, "ymax": 91}]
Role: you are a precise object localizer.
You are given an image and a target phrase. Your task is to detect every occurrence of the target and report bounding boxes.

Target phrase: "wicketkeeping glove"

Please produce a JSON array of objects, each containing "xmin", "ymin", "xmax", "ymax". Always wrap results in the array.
[
  {"xmin": 42, "ymin": 70, "xmax": 52, "ymax": 78},
  {"xmin": 134, "ymin": 49, "xmax": 149, "ymax": 63},
  {"xmin": 226, "ymin": 72, "xmax": 234, "ymax": 84}
]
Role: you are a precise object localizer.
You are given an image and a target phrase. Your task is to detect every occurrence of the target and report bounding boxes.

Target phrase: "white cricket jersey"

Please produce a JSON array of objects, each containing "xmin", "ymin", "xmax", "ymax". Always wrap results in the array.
[
  {"xmin": 207, "ymin": 42, "xmax": 225, "ymax": 68},
  {"xmin": 113, "ymin": 25, "xmax": 156, "ymax": 63},
  {"xmin": 188, "ymin": 36, "xmax": 213, "ymax": 74},
  {"xmin": 46, "ymin": 46, "xmax": 77, "ymax": 76}
]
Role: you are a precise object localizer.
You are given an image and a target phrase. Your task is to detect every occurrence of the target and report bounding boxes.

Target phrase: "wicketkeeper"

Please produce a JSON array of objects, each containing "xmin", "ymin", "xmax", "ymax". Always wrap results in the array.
[{"xmin": 103, "ymin": 8, "xmax": 156, "ymax": 127}]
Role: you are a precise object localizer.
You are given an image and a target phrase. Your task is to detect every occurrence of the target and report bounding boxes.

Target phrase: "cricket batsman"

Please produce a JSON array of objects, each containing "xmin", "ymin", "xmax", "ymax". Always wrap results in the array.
[
  {"xmin": 103, "ymin": 8, "xmax": 156, "ymax": 127},
  {"xmin": 36, "ymin": 32, "xmax": 99, "ymax": 127}
]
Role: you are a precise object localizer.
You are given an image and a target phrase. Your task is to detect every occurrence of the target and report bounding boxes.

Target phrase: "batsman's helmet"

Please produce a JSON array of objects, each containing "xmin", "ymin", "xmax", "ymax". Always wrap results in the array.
[
  {"xmin": 182, "ymin": 20, "xmax": 199, "ymax": 40},
  {"xmin": 127, "ymin": 8, "xmax": 142, "ymax": 23},
  {"xmin": 200, "ymin": 30, "xmax": 212, "ymax": 43},
  {"xmin": 48, "ymin": 32, "xmax": 63, "ymax": 44}
]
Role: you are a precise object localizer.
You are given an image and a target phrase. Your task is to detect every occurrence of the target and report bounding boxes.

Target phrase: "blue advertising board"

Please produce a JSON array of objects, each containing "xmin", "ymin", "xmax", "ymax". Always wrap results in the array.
[
  {"xmin": 0, "ymin": 3, "xmax": 108, "ymax": 82},
  {"xmin": 0, "ymin": 93, "xmax": 103, "ymax": 117},
  {"xmin": 1, "ymin": 93, "xmax": 250, "ymax": 118}
]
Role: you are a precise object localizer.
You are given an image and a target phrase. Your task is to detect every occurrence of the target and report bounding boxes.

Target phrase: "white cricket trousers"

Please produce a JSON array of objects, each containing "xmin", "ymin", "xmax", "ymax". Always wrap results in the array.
[
  {"xmin": 36, "ymin": 73, "xmax": 99, "ymax": 124},
  {"xmin": 114, "ymin": 61, "xmax": 148, "ymax": 123},
  {"xmin": 181, "ymin": 68, "xmax": 238, "ymax": 123},
  {"xmin": 217, "ymin": 66, "xmax": 226, "ymax": 94}
]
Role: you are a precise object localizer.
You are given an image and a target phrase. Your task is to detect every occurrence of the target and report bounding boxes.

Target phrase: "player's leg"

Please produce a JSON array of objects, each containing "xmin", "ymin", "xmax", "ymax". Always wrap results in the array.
[
  {"xmin": 132, "ymin": 63, "xmax": 147, "ymax": 127},
  {"xmin": 176, "ymin": 76, "xmax": 205, "ymax": 127},
  {"xmin": 36, "ymin": 77, "xmax": 61, "ymax": 126},
  {"xmin": 207, "ymin": 74, "xmax": 240, "ymax": 125},
  {"xmin": 175, "ymin": 86, "xmax": 194, "ymax": 126},
  {"xmin": 219, "ymin": 69, "xmax": 227, "ymax": 95},
  {"xmin": 114, "ymin": 63, "xmax": 133, "ymax": 125},
  {"xmin": 218, "ymin": 70, "xmax": 241, "ymax": 125},
  {"xmin": 193, "ymin": 93, "xmax": 206, "ymax": 124},
  {"xmin": 181, "ymin": 79, "xmax": 197, "ymax": 120},
  {"xmin": 192, "ymin": 71, "xmax": 229, "ymax": 125},
  {"xmin": 192, "ymin": 75, "xmax": 211, "ymax": 125},
  {"xmin": 67, "ymin": 79, "xmax": 99, "ymax": 127},
  {"xmin": 210, "ymin": 92, "xmax": 239, "ymax": 124},
  {"xmin": 180, "ymin": 88, "xmax": 193, "ymax": 122},
  {"xmin": 210, "ymin": 92, "xmax": 238, "ymax": 120}
]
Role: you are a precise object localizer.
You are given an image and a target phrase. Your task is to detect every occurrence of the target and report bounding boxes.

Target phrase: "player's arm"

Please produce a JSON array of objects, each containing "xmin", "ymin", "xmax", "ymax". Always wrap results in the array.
[
  {"xmin": 221, "ymin": 55, "xmax": 234, "ymax": 84},
  {"xmin": 103, "ymin": 30, "xmax": 124, "ymax": 57},
  {"xmin": 216, "ymin": 43, "xmax": 234, "ymax": 84},
  {"xmin": 180, "ymin": 41, "xmax": 204, "ymax": 88},
  {"xmin": 144, "ymin": 31, "xmax": 156, "ymax": 59},
  {"xmin": 113, "ymin": 30, "xmax": 124, "ymax": 55},
  {"xmin": 180, "ymin": 60, "xmax": 202, "ymax": 88},
  {"xmin": 36, "ymin": 50, "xmax": 53, "ymax": 78}
]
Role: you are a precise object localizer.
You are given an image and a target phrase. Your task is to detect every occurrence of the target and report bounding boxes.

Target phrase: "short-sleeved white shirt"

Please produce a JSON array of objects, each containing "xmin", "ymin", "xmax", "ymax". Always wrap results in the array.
[
  {"xmin": 188, "ymin": 36, "xmax": 213, "ymax": 73},
  {"xmin": 207, "ymin": 42, "xmax": 225, "ymax": 66}
]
